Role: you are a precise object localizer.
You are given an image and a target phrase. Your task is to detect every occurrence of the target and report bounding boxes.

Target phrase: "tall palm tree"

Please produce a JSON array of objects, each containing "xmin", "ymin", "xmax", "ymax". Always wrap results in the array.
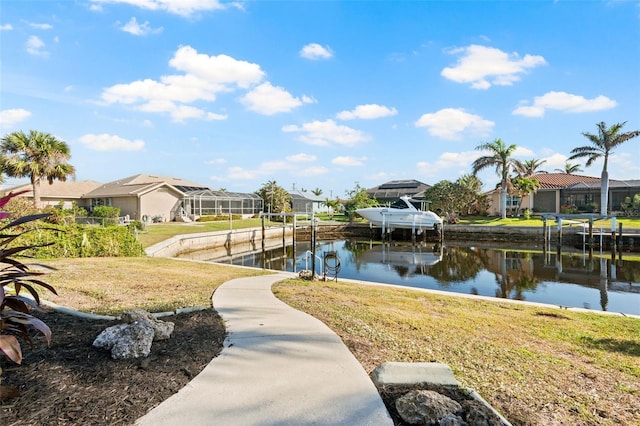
[
  {"xmin": 554, "ymin": 161, "xmax": 583, "ymax": 174},
  {"xmin": 472, "ymin": 138, "xmax": 517, "ymax": 219},
  {"xmin": 568, "ymin": 121, "xmax": 640, "ymax": 215},
  {"xmin": 0, "ymin": 130, "xmax": 76, "ymax": 208},
  {"xmin": 513, "ymin": 158, "xmax": 547, "ymax": 177}
]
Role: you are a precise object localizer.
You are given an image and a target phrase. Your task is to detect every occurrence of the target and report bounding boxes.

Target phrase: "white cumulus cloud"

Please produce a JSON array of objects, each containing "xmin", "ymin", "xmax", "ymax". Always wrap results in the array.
[
  {"xmin": 417, "ymin": 150, "xmax": 483, "ymax": 180},
  {"xmin": 441, "ymin": 45, "xmax": 546, "ymax": 89},
  {"xmin": 90, "ymin": 0, "xmax": 225, "ymax": 17},
  {"xmin": 120, "ymin": 17, "xmax": 163, "ymax": 36},
  {"xmin": 1, "ymin": 24, "xmax": 14, "ymax": 31},
  {"xmin": 169, "ymin": 46, "xmax": 264, "ymax": 88},
  {"xmin": 282, "ymin": 119, "xmax": 369, "ymax": 147},
  {"xmin": 415, "ymin": 108, "xmax": 494, "ymax": 140},
  {"xmin": 101, "ymin": 45, "xmax": 256, "ymax": 121},
  {"xmin": 286, "ymin": 153, "xmax": 316, "ymax": 162},
  {"xmin": 26, "ymin": 21, "xmax": 53, "ymax": 30},
  {"xmin": 300, "ymin": 43, "xmax": 333, "ymax": 60},
  {"xmin": 26, "ymin": 35, "xmax": 48, "ymax": 57},
  {"xmin": 222, "ymin": 154, "xmax": 328, "ymax": 181},
  {"xmin": 512, "ymin": 91, "xmax": 617, "ymax": 117},
  {"xmin": 0, "ymin": 108, "xmax": 31, "ymax": 128},
  {"xmin": 332, "ymin": 156, "xmax": 366, "ymax": 166},
  {"xmin": 336, "ymin": 104, "xmax": 398, "ymax": 120},
  {"xmin": 292, "ymin": 165, "xmax": 328, "ymax": 176},
  {"xmin": 241, "ymin": 82, "xmax": 312, "ymax": 115},
  {"xmin": 78, "ymin": 133, "xmax": 145, "ymax": 151}
]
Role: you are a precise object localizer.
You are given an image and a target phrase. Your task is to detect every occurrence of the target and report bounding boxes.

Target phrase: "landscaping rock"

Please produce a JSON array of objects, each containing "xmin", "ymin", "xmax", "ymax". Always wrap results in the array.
[
  {"xmin": 121, "ymin": 308, "xmax": 175, "ymax": 340},
  {"xmin": 395, "ymin": 389, "xmax": 462, "ymax": 425},
  {"xmin": 92, "ymin": 321, "xmax": 155, "ymax": 359},
  {"xmin": 461, "ymin": 400, "xmax": 504, "ymax": 426}
]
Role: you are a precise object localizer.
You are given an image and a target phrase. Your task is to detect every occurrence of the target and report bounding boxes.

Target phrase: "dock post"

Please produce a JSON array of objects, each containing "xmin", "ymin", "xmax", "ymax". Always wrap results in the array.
[
  {"xmin": 588, "ymin": 219, "xmax": 594, "ymax": 247},
  {"xmin": 411, "ymin": 215, "xmax": 416, "ymax": 244},
  {"xmin": 292, "ymin": 216, "xmax": 297, "ymax": 273},
  {"xmin": 261, "ymin": 215, "xmax": 265, "ymax": 252},
  {"xmin": 381, "ymin": 214, "xmax": 386, "ymax": 241},
  {"xmin": 618, "ymin": 222, "xmax": 623, "ymax": 262},
  {"xmin": 542, "ymin": 217, "xmax": 547, "ymax": 246},
  {"xmin": 557, "ymin": 217, "xmax": 563, "ymax": 248},
  {"xmin": 610, "ymin": 216, "xmax": 617, "ymax": 255}
]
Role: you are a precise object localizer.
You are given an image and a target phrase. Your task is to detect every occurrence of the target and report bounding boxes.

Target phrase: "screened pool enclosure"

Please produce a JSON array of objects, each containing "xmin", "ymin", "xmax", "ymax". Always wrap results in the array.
[{"xmin": 182, "ymin": 190, "xmax": 263, "ymax": 218}]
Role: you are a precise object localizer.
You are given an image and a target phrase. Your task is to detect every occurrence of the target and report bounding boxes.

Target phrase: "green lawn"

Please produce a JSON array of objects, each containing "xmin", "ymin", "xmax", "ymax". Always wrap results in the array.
[{"xmin": 455, "ymin": 215, "xmax": 640, "ymax": 228}]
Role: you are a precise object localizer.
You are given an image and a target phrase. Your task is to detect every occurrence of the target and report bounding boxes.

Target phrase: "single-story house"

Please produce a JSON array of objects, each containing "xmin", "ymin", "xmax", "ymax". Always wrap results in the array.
[
  {"xmin": 288, "ymin": 190, "xmax": 328, "ymax": 215},
  {"xmin": 83, "ymin": 174, "xmax": 206, "ymax": 222},
  {"xmin": 486, "ymin": 173, "xmax": 640, "ymax": 216},
  {"xmin": 3, "ymin": 174, "xmax": 264, "ymax": 222},
  {"xmin": 366, "ymin": 179, "xmax": 433, "ymax": 209},
  {"xmin": 2, "ymin": 180, "xmax": 102, "ymax": 209}
]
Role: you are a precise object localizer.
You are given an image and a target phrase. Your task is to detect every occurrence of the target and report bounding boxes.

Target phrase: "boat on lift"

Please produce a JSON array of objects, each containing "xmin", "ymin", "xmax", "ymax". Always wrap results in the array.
[{"xmin": 356, "ymin": 196, "xmax": 443, "ymax": 233}]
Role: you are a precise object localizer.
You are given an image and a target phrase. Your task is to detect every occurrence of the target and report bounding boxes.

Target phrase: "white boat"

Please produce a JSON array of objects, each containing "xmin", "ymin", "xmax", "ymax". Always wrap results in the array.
[{"xmin": 356, "ymin": 196, "xmax": 443, "ymax": 232}]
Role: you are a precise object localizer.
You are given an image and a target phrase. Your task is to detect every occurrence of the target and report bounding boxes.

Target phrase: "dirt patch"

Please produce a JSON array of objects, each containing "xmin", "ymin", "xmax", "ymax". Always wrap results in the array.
[{"xmin": 0, "ymin": 308, "xmax": 225, "ymax": 426}]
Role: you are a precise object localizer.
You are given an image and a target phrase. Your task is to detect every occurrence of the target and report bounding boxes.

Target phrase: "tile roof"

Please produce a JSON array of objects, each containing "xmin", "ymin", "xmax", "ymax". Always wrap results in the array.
[{"xmin": 532, "ymin": 173, "xmax": 601, "ymax": 189}]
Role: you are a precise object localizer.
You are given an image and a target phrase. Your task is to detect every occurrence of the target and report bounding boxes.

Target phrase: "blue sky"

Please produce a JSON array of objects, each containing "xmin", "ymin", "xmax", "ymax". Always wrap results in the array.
[{"xmin": 1, "ymin": 0, "xmax": 639, "ymax": 198}]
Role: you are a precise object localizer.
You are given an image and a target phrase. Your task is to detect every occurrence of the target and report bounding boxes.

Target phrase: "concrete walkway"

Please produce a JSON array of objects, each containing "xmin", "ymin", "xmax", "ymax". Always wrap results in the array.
[{"xmin": 136, "ymin": 273, "xmax": 392, "ymax": 425}]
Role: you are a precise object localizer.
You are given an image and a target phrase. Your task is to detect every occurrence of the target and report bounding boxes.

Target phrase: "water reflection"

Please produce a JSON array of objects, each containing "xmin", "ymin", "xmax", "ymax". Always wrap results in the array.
[{"xmin": 179, "ymin": 239, "xmax": 640, "ymax": 315}]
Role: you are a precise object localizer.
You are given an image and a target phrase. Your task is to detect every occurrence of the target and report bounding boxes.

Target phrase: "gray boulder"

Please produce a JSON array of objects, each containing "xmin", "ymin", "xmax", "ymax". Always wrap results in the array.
[
  {"xmin": 396, "ymin": 389, "xmax": 462, "ymax": 425},
  {"xmin": 121, "ymin": 308, "xmax": 174, "ymax": 341},
  {"xmin": 440, "ymin": 413, "xmax": 468, "ymax": 426},
  {"xmin": 92, "ymin": 321, "xmax": 155, "ymax": 359},
  {"xmin": 461, "ymin": 400, "xmax": 504, "ymax": 426}
]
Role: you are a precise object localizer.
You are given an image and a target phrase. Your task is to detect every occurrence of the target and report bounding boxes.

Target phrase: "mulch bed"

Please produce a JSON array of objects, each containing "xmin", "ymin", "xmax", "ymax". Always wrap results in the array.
[
  {"xmin": 0, "ymin": 309, "xmax": 225, "ymax": 426},
  {"xmin": 1, "ymin": 308, "xmax": 501, "ymax": 426}
]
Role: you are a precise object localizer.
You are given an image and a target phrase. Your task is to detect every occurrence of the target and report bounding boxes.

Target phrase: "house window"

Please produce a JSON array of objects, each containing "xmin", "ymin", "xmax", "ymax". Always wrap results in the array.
[
  {"xmin": 91, "ymin": 198, "xmax": 112, "ymax": 207},
  {"xmin": 506, "ymin": 195, "xmax": 521, "ymax": 208}
]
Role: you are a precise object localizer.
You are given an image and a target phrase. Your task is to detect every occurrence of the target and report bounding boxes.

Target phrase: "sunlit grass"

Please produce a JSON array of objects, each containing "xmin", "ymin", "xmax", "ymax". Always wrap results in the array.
[
  {"xmin": 273, "ymin": 279, "xmax": 640, "ymax": 425},
  {"xmin": 456, "ymin": 215, "xmax": 640, "ymax": 228},
  {"xmin": 34, "ymin": 257, "xmax": 269, "ymax": 315},
  {"xmin": 137, "ymin": 218, "xmax": 264, "ymax": 247}
]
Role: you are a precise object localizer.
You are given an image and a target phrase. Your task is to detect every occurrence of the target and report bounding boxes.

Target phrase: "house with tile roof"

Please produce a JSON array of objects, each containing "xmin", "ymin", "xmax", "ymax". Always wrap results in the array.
[{"xmin": 486, "ymin": 173, "xmax": 640, "ymax": 216}]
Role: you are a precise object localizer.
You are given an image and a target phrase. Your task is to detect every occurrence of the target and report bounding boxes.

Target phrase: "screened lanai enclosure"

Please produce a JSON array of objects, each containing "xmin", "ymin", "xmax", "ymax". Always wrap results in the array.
[{"xmin": 182, "ymin": 190, "xmax": 263, "ymax": 219}]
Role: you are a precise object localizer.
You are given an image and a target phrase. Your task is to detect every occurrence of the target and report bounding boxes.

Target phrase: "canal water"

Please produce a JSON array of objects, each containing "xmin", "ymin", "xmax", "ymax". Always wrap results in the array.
[{"xmin": 182, "ymin": 239, "xmax": 640, "ymax": 316}]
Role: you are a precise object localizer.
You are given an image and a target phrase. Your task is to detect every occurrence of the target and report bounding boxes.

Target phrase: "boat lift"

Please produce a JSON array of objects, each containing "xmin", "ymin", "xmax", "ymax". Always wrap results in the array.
[{"xmin": 379, "ymin": 210, "xmax": 443, "ymax": 243}]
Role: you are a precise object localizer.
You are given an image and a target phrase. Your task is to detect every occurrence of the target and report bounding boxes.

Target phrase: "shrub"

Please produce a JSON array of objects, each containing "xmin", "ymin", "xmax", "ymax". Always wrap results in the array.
[
  {"xmin": 43, "ymin": 202, "xmax": 89, "ymax": 225},
  {"xmin": 584, "ymin": 202, "xmax": 598, "ymax": 213},
  {"xmin": 91, "ymin": 205, "xmax": 120, "ymax": 219},
  {"xmin": 18, "ymin": 224, "xmax": 145, "ymax": 258},
  {"xmin": 0, "ymin": 191, "xmax": 57, "ymax": 392}
]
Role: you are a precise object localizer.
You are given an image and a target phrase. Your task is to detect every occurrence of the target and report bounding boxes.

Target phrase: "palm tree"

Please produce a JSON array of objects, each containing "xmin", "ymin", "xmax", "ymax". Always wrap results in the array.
[
  {"xmin": 513, "ymin": 158, "xmax": 547, "ymax": 177},
  {"xmin": 472, "ymin": 138, "xmax": 517, "ymax": 219},
  {"xmin": 0, "ymin": 130, "xmax": 76, "ymax": 208},
  {"xmin": 311, "ymin": 188, "xmax": 323, "ymax": 197},
  {"xmin": 568, "ymin": 121, "xmax": 640, "ymax": 215},
  {"xmin": 554, "ymin": 161, "xmax": 583, "ymax": 174}
]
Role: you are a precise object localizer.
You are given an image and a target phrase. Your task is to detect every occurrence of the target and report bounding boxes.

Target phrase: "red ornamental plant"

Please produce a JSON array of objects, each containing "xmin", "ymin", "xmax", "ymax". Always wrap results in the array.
[{"xmin": 0, "ymin": 190, "xmax": 57, "ymax": 367}]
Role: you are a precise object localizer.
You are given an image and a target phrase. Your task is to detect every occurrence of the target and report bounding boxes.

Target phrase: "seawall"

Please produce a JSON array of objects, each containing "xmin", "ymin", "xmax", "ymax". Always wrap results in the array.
[
  {"xmin": 146, "ymin": 226, "xmax": 294, "ymax": 258},
  {"xmin": 145, "ymin": 222, "xmax": 639, "ymax": 258}
]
